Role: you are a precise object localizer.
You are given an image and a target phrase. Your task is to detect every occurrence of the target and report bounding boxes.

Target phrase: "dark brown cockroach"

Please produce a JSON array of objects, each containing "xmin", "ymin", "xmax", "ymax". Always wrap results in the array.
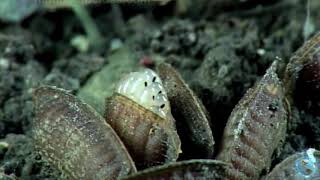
[
  {"xmin": 284, "ymin": 32, "xmax": 320, "ymax": 115},
  {"xmin": 122, "ymin": 159, "xmax": 228, "ymax": 180},
  {"xmin": 217, "ymin": 61, "xmax": 288, "ymax": 180},
  {"xmin": 33, "ymin": 86, "xmax": 137, "ymax": 180},
  {"xmin": 265, "ymin": 149, "xmax": 320, "ymax": 180},
  {"xmin": 156, "ymin": 62, "xmax": 214, "ymax": 159},
  {"xmin": 105, "ymin": 68, "xmax": 181, "ymax": 168}
]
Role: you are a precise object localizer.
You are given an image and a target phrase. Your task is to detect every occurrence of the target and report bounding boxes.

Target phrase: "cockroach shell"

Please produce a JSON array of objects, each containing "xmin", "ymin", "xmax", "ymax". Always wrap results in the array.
[
  {"xmin": 121, "ymin": 159, "xmax": 228, "ymax": 180},
  {"xmin": 105, "ymin": 94, "xmax": 181, "ymax": 168},
  {"xmin": 32, "ymin": 86, "xmax": 137, "ymax": 180},
  {"xmin": 295, "ymin": 52, "xmax": 320, "ymax": 115},
  {"xmin": 156, "ymin": 62, "xmax": 214, "ymax": 159},
  {"xmin": 265, "ymin": 149, "xmax": 320, "ymax": 180},
  {"xmin": 217, "ymin": 61, "xmax": 288, "ymax": 180},
  {"xmin": 284, "ymin": 32, "xmax": 320, "ymax": 115}
]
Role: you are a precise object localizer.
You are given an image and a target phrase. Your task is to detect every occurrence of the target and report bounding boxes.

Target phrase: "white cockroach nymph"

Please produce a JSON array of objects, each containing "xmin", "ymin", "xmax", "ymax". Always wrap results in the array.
[
  {"xmin": 105, "ymin": 68, "xmax": 181, "ymax": 168},
  {"xmin": 116, "ymin": 69, "xmax": 170, "ymax": 119}
]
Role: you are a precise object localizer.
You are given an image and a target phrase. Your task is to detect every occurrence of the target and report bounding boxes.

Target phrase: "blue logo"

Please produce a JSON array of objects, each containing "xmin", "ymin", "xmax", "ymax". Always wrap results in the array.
[{"xmin": 295, "ymin": 148, "xmax": 319, "ymax": 178}]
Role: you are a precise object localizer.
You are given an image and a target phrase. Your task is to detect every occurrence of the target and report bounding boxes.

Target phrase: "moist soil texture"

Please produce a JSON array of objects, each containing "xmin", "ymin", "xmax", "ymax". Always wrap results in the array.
[{"xmin": 0, "ymin": 0, "xmax": 319, "ymax": 179}]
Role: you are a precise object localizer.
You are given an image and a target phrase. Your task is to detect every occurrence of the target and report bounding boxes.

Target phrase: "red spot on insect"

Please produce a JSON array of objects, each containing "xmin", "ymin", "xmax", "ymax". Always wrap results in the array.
[{"xmin": 140, "ymin": 56, "xmax": 155, "ymax": 68}]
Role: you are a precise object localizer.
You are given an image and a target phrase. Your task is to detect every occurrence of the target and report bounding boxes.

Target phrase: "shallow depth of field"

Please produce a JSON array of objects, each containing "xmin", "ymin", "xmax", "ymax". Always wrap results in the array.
[{"xmin": 0, "ymin": 0, "xmax": 319, "ymax": 179}]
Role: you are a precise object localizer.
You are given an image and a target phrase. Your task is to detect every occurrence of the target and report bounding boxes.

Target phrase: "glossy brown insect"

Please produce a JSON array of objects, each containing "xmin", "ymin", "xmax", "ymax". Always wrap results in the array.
[
  {"xmin": 284, "ymin": 32, "xmax": 320, "ymax": 115},
  {"xmin": 33, "ymin": 86, "xmax": 137, "ymax": 179},
  {"xmin": 156, "ymin": 62, "xmax": 214, "ymax": 159},
  {"xmin": 105, "ymin": 68, "xmax": 181, "ymax": 168}
]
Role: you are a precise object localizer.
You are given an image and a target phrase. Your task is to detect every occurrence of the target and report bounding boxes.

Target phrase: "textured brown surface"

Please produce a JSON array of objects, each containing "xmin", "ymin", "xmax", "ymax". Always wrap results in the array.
[
  {"xmin": 284, "ymin": 32, "xmax": 320, "ymax": 115},
  {"xmin": 122, "ymin": 159, "xmax": 228, "ymax": 180},
  {"xmin": 105, "ymin": 94, "xmax": 181, "ymax": 168},
  {"xmin": 217, "ymin": 61, "xmax": 288, "ymax": 180},
  {"xmin": 284, "ymin": 32, "xmax": 320, "ymax": 102},
  {"xmin": 33, "ymin": 86, "xmax": 136, "ymax": 180},
  {"xmin": 156, "ymin": 62, "xmax": 214, "ymax": 159}
]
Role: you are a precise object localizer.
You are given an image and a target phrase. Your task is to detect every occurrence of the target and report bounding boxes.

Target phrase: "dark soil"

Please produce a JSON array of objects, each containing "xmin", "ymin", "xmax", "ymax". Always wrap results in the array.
[{"xmin": 0, "ymin": 0, "xmax": 319, "ymax": 179}]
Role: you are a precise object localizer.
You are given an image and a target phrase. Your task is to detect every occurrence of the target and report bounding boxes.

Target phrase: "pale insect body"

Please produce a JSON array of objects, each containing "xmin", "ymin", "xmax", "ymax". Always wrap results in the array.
[{"xmin": 116, "ymin": 69, "xmax": 170, "ymax": 119}]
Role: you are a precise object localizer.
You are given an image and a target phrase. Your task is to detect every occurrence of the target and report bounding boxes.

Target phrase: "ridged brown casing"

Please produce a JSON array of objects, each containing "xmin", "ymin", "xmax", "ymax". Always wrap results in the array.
[
  {"xmin": 284, "ymin": 32, "xmax": 320, "ymax": 96},
  {"xmin": 105, "ymin": 94, "xmax": 181, "ymax": 168},
  {"xmin": 265, "ymin": 150, "xmax": 320, "ymax": 180},
  {"xmin": 156, "ymin": 62, "xmax": 214, "ymax": 159},
  {"xmin": 284, "ymin": 32, "xmax": 320, "ymax": 115},
  {"xmin": 217, "ymin": 61, "xmax": 288, "ymax": 180},
  {"xmin": 33, "ymin": 86, "xmax": 136, "ymax": 180}
]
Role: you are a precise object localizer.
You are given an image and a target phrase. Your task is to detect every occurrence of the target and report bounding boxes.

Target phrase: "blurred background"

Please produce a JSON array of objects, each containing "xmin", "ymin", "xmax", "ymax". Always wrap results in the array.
[{"xmin": 0, "ymin": 0, "xmax": 319, "ymax": 179}]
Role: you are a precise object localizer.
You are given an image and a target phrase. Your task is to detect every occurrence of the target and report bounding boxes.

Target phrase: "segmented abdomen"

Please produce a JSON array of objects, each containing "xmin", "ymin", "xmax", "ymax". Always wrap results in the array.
[{"xmin": 217, "ymin": 61, "xmax": 288, "ymax": 180}]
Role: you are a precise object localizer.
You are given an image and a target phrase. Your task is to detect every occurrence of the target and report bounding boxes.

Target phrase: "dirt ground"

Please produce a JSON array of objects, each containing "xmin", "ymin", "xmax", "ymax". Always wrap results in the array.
[{"xmin": 0, "ymin": 0, "xmax": 319, "ymax": 179}]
